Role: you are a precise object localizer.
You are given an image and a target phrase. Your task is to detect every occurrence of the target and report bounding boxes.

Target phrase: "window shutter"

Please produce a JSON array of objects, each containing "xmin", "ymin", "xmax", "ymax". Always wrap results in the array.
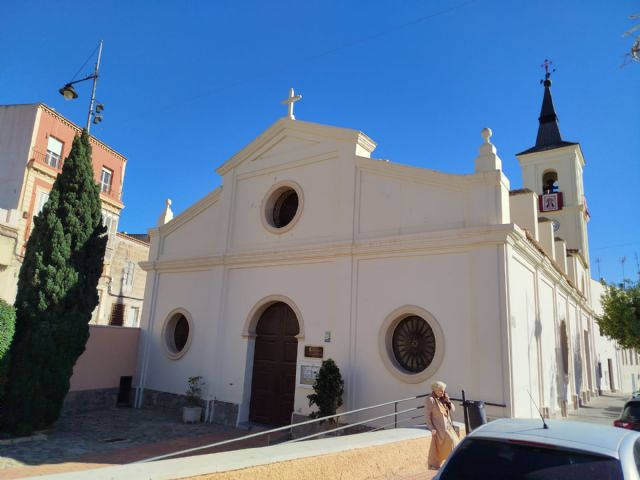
[
  {"xmin": 109, "ymin": 302, "xmax": 125, "ymax": 326},
  {"xmin": 47, "ymin": 136, "xmax": 63, "ymax": 155}
]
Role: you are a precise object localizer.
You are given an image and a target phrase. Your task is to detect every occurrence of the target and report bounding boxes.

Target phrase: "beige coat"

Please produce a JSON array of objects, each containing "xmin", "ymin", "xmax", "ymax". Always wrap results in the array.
[{"xmin": 425, "ymin": 394, "xmax": 459, "ymax": 468}]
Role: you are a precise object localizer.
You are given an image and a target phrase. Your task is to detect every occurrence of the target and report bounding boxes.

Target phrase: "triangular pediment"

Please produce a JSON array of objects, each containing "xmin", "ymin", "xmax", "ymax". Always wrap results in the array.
[
  {"xmin": 252, "ymin": 135, "xmax": 321, "ymax": 162},
  {"xmin": 216, "ymin": 117, "xmax": 376, "ymax": 176}
]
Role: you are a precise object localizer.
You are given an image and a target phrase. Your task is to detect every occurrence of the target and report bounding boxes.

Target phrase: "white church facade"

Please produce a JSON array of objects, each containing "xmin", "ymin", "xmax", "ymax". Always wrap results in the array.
[{"xmin": 134, "ymin": 80, "xmax": 615, "ymax": 427}]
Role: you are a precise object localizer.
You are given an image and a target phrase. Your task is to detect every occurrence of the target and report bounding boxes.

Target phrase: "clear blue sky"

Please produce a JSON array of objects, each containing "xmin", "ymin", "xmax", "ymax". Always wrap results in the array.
[{"xmin": 2, "ymin": 0, "xmax": 638, "ymax": 284}]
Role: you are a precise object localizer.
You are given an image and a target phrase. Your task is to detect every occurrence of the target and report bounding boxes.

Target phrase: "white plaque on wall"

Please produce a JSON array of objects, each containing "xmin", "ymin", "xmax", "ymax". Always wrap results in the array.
[{"xmin": 298, "ymin": 363, "xmax": 321, "ymax": 388}]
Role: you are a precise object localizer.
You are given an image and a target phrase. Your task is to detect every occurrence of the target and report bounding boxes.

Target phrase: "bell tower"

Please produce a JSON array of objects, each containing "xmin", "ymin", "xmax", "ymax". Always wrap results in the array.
[{"xmin": 516, "ymin": 62, "xmax": 590, "ymax": 290}]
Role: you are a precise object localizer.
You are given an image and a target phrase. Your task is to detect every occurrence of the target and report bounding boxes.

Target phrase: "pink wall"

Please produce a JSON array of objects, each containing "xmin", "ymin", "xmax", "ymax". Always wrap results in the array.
[{"xmin": 69, "ymin": 325, "xmax": 140, "ymax": 391}]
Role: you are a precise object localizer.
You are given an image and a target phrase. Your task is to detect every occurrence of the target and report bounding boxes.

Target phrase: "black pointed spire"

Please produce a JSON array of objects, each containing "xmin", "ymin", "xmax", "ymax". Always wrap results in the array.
[{"xmin": 518, "ymin": 60, "xmax": 577, "ymax": 155}]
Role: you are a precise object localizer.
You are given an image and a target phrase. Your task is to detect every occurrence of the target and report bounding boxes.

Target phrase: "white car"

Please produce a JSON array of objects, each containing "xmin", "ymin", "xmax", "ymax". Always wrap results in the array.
[{"xmin": 435, "ymin": 418, "xmax": 640, "ymax": 479}]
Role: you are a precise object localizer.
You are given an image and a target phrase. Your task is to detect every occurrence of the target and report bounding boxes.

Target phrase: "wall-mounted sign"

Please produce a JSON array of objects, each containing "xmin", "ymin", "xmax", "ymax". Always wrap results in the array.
[
  {"xmin": 304, "ymin": 345, "xmax": 324, "ymax": 358},
  {"xmin": 539, "ymin": 192, "xmax": 563, "ymax": 212},
  {"xmin": 299, "ymin": 364, "xmax": 321, "ymax": 387}
]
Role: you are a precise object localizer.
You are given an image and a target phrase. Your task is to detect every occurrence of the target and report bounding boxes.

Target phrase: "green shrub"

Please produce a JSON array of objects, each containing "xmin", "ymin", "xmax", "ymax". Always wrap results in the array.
[
  {"xmin": 0, "ymin": 299, "xmax": 16, "ymax": 402},
  {"xmin": 307, "ymin": 358, "xmax": 344, "ymax": 422}
]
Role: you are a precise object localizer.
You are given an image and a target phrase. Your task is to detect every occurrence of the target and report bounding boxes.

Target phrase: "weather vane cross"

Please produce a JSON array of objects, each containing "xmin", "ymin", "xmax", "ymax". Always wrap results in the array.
[
  {"xmin": 540, "ymin": 59, "xmax": 556, "ymax": 83},
  {"xmin": 281, "ymin": 88, "xmax": 302, "ymax": 120}
]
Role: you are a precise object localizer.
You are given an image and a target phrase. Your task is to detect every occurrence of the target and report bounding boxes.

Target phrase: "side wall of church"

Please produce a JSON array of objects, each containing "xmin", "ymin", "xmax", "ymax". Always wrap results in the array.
[
  {"xmin": 508, "ymin": 251, "xmax": 540, "ymax": 418},
  {"xmin": 508, "ymin": 240, "xmax": 600, "ymax": 419}
]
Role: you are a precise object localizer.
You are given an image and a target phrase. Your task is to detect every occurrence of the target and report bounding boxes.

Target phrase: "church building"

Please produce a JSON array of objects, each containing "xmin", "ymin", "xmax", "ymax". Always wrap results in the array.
[{"xmin": 135, "ymin": 77, "xmax": 608, "ymax": 427}]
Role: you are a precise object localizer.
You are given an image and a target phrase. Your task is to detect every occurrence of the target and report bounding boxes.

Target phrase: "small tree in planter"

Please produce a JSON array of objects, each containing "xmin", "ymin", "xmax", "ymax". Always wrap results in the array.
[
  {"xmin": 307, "ymin": 359, "xmax": 344, "ymax": 424},
  {"xmin": 183, "ymin": 376, "xmax": 205, "ymax": 423}
]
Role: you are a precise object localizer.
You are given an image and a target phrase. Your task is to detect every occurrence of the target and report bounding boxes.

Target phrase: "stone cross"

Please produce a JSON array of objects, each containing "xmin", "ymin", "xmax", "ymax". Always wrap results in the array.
[{"xmin": 281, "ymin": 88, "xmax": 302, "ymax": 120}]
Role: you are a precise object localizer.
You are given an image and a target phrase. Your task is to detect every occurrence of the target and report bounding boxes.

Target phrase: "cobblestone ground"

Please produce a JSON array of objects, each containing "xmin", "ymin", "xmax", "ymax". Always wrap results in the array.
[{"xmin": 0, "ymin": 407, "xmax": 244, "ymax": 471}]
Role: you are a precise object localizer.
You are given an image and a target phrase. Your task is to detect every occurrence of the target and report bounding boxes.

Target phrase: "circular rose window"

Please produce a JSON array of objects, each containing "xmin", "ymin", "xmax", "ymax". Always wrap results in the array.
[{"xmin": 391, "ymin": 315, "xmax": 436, "ymax": 373}]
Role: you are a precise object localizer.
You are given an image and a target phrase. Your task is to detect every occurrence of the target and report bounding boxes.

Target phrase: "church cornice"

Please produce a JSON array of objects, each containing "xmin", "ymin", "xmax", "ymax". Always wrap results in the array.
[
  {"xmin": 507, "ymin": 225, "xmax": 591, "ymax": 310},
  {"xmin": 356, "ymin": 157, "xmax": 506, "ymax": 191},
  {"xmin": 516, "ymin": 143, "xmax": 585, "ymax": 168},
  {"xmin": 140, "ymin": 224, "xmax": 515, "ymax": 273}
]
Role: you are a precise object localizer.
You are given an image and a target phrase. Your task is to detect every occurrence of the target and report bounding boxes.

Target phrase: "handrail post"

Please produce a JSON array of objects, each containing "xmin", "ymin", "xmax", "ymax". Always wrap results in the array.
[
  {"xmin": 462, "ymin": 389, "xmax": 469, "ymax": 435},
  {"xmin": 394, "ymin": 402, "xmax": 398, "ymax": 429}
]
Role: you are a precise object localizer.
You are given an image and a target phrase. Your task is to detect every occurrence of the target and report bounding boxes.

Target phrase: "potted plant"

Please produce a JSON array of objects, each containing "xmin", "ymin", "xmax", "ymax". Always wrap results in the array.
[
  {"xmin": 183, "ymin": 376, "xmax": 204, "ymax": 423},
  {"xmin": 307, "ymin": 359, "xmax": 344, "ymax": 426}
]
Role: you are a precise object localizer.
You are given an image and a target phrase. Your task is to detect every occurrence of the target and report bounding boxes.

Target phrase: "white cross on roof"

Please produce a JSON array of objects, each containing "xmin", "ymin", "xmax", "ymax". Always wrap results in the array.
[{"xmin": 281, "ymin": 88, "xmax": 302, "ymax": 120}]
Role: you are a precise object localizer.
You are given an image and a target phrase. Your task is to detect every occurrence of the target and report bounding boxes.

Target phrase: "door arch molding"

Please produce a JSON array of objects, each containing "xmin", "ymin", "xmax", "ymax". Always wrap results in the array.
[{"xmin": 242, "ymin": 294, "xmax": 305, "ymax": 340}]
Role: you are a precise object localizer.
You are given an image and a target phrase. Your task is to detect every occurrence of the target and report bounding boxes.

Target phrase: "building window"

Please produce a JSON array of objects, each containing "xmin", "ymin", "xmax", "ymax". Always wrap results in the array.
[
  {"xmin": 162, "ymin": 310, "xmax": 194, "ymax": 360},
  {"xmin": 128, "ymin": 306, "xmax": 140, "ymax": 327},
  {"xmin": 100, "ymin": 167, "xmax": 113, "ymax": 193},
  {"xmin": 391, "ymin": 315, "xmax": 436, "ymax": 373},
  {"xmin": 379, "ymin": 306, "xmax": 445, "ymax": 383},
  {"xmin": 35, "ymin": 191, "xmax": 50, "ymax": 217},
  {"xmin": 122, "ymin": 261, "xmax": 135, "ymax": 293},
  {"xmin": 102, "ymin": 211, "xmax": 118, "ymax": 238},
  {"xmin": 560, "ymin": 322, "xmax": 569, "ymax": 376},
  {"xmin": 109, "ymin": 302, "xmax": 125, "ymax": 326},
  {"xmin": 45, "ymin": 136, "xmax": 63, "ymax": 169},
  {"xmin": 262, "ymin": 181, "xmax": 304, "ymax": 233}
]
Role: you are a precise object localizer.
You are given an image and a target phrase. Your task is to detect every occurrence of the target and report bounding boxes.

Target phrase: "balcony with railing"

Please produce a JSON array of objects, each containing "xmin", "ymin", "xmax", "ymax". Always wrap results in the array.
[
  {"xmin": 30, "ymin": 147, "xmax": 123, "ymax": 203},
  {"xmin": 31, "ymin": 147, "xmax": 63, "ymax": 172}
]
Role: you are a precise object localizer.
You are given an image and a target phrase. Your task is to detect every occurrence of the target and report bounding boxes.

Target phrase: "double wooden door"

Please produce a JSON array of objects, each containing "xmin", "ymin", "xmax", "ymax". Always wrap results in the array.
[{"xmin": 249, "ymin": 302, "xmax": 299, "ymax": 426}]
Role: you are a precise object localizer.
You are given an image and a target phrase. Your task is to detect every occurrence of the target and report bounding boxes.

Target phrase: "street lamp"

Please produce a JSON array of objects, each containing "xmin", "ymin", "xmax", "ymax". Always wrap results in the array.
[{"xmin": 58, "ymin": 40, "xmax": 104, "ymax": 133}]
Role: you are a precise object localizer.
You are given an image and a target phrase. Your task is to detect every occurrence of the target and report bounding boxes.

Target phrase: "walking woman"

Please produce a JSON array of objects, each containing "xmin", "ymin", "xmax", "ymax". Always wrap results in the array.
[{"xmin": 425, "ymin": 380, "xmax": 459, "ymax": 469}]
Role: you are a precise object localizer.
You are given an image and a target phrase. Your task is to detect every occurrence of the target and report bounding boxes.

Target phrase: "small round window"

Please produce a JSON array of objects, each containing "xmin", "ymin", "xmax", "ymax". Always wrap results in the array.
[
  {"xmin": 262, "ymin": 182, "xmax": 303, "ymax": 233},
  {"xmin": 392, "ymin": 315, "xmax": 436, "ymax": 373},
  {"xmin": 163, "ymin": 311, "xmax": 193, "ymax": 359},
  {"xmin": 272, "ymin": 189, "xmax": 298, "ymax": 228}
]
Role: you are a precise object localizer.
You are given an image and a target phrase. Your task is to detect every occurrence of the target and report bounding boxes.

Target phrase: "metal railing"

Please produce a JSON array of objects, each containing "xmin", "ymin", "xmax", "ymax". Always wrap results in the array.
[
  {"xmin": 30, "ymin": 147, "xmax": 123, "ymax": 201},
  {"xmin": 135, "ymin": 390, "xmax": 507, "ymax": 464}
]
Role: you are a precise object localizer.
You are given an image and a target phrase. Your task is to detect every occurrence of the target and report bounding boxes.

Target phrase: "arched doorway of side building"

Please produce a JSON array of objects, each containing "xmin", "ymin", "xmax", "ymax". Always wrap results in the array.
[{"xmin": 249, "ymin": 302, "xmax": 300, "ymax": 426}]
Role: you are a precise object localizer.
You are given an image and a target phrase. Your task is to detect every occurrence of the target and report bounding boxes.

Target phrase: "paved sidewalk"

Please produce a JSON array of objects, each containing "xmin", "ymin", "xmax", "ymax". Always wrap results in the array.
[
  {"xmin": 564, "ymin": 392, "xmax": 628, "ymax": 426},
  {"xmin": 0, "ymin": 408, "xmax": 271, "ymax": 479}
]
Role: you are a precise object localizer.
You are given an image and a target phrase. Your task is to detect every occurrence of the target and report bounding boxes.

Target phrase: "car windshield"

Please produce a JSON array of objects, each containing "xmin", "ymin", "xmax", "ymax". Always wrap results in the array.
[
  {"xmin": 439, "ymin": 438, "xmax": 623, "ymax": 480},
  {"xmin": 622, "ymin": 403, "xmax": 640, "ymax": 420}
]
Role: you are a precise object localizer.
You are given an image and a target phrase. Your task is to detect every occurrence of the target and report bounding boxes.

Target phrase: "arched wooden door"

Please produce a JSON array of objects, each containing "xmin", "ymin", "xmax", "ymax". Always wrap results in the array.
[{"xmin": 249, "ymin": 302, "xmax": 300, "ymax": 426}]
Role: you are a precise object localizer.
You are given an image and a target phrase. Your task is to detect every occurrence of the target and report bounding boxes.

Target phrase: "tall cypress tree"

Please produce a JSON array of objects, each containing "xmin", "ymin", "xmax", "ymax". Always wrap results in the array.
[{"xmin": 2, "ymin": 130, "xmax": 107, "ymax": 435}]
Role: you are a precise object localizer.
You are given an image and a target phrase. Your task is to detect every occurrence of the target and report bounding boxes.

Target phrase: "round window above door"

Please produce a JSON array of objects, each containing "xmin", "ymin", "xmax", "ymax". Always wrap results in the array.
[{"xmin": 262, "ymin": 182, "xmax": 304, "ymax": 234}]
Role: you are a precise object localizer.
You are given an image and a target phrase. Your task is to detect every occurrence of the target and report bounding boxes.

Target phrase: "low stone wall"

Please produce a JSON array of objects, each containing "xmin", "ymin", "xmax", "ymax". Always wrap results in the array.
[
  {"xmin": 141, "ymin": 389, "xmax": 186, "ymax": 411},
  {"xmin": 141, "ymin": 389, "xmax": 238, "ymax": 426},
  {"xmin": 210, "ymin": 400, "xmax": 238, "ymax": 426},
  {"xmin": 62, "ymin": 388, "xmax": 119, "ymax": 415}
]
